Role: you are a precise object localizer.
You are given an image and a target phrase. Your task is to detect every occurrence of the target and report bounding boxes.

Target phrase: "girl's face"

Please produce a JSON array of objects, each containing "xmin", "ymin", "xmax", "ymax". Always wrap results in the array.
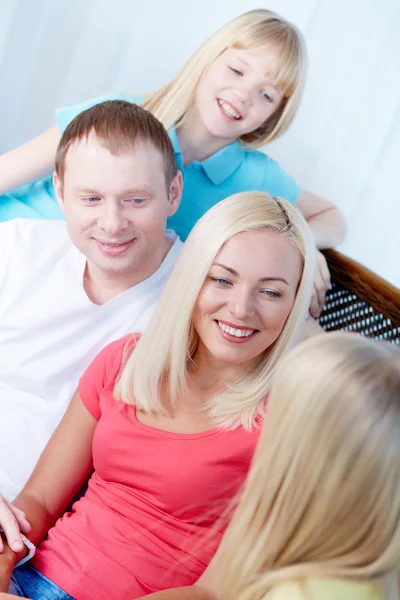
[
  {"xmin": 192, "ymin": 230, "xmax": 301, "ymax": 373},
  {"xmin": 193, "ymin": 46, "xmax": 285, "ymax": 143}
]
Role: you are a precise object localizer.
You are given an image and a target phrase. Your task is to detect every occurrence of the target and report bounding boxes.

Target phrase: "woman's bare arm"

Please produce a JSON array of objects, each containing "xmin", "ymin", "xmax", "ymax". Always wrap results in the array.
[
  {"xmin": 0, "ymin": 390, "xmax": 96, "ymax": 570},
  {"xmin": 0, "ymin": 126, "xmax": 60, "ymax": 196}
]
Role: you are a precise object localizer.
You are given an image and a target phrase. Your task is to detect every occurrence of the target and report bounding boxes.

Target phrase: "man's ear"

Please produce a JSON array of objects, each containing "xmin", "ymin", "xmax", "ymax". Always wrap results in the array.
[
  {"xmin": 53, "ymin": 171, "xmax": 65, "ymax": 213},
  {"xmin": 167, "ymin": 170, "xmax": 183, "ymax": 217}
]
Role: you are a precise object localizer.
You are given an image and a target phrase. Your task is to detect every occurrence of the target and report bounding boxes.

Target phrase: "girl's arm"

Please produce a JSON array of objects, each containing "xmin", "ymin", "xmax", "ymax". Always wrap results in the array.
[
  {"xmin": 296, "ymin": 189, "xmax": 346, "ymax": 318},
  {"xmin": 0, "ymin": 126, "xmax": 60, "ymax": 195},
  {"xmin": 0, "ymin": 390, "xmax": 96, "ymax": 569},
  {"xmin": 296, "ymin": 188, "xmax": 346, "ymax": 250}
]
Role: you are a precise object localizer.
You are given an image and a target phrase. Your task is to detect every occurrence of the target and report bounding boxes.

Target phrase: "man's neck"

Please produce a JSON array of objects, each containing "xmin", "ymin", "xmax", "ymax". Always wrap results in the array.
[{"xmin": 83, "ymin": 237, "xmax": 173, "ymax": 305}]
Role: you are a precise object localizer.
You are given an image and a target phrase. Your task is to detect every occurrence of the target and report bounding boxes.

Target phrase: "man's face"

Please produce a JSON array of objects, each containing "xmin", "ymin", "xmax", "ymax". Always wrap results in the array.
[{"xmin": 54, "ymin": 133, "xmax": 181, "ymax": 285}]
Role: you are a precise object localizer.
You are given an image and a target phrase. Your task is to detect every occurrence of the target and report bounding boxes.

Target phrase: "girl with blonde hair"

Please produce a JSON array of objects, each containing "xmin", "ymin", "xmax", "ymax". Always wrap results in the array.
[
  {"xmin": 0, "ymin": 9, "xmax": 344, "ymax": 317},
  {"xmin": 144, "ymin": 333, "xmax": 400, "ymax": 600},
  {"xmin": 0, "ymin": 192, "xmax": 315, "ymax": 599}
]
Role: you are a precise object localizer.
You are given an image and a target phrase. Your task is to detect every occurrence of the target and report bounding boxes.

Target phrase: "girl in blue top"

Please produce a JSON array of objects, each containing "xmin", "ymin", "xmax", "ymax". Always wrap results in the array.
[{"xmin": 0, "ymin": 9, "xmax": 345, "ymax": 316}]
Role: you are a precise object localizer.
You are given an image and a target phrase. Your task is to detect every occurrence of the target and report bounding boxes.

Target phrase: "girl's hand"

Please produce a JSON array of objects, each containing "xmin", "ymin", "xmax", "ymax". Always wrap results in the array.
[
  {"xmin": 309, "ymin": 250, "xmax": 331, "ymax": 319},
  {"xmin": 0, "ymin": 497, "xmax": 31, "ymax": 554}
]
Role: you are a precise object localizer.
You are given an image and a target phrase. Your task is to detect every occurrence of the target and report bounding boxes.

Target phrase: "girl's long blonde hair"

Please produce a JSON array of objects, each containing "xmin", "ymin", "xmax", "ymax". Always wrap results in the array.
[
  {"xmin": 142, "ymin": 9, "xmax": 307, "ymax": 149},
  {"xmin": 215, "ymin": 333, "xmax": 400, "ymax": 599},
  {"xmin": 114, "ymin": 192, "xmax": 316, "ymax": 430}
]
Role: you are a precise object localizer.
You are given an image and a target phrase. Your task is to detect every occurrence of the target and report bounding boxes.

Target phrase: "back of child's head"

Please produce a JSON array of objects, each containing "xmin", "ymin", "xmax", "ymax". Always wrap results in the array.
[
  {"xmin": 215, "ymin": 332, "xmax": 400, "ymax": 599},
  {"xmin": 144, "ymin": 9, "xmax": 307, "ymax": 148},
  {"xmin": 55, "ymin": 99, "xmax": 177, "ymax": 189}
]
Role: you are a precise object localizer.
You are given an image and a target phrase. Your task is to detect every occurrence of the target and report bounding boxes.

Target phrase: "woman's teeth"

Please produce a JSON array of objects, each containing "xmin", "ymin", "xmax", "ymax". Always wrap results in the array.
[
  {"xmin": 218, "ymin": 99, "xmax": 241, "ymax": 120},
  {"xmin": 217, "ymin": 321, "xmax": 255, "ymax": 338}
]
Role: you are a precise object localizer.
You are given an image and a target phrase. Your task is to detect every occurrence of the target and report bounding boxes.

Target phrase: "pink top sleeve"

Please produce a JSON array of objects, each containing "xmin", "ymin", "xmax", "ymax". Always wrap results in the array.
[{"xmin": 78, "ymin": 334, "xmax": 139, "ymax": 420}]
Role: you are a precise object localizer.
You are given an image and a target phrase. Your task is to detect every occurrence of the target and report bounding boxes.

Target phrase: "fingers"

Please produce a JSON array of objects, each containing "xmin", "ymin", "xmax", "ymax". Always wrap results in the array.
[
  {"xmin": 0, "ymin": 497, "xmax": 25, "ymax": 553},
  {"xmin": 311, "ymin": 252, "xmax": 331, "ymax": 318},
  {"xmin": 309, "ymin": 289, "xmax": 320, "ymax": 319},
  {"xmin": 9, "ymin": 506, "xmax": 31, "ymax": 536}
]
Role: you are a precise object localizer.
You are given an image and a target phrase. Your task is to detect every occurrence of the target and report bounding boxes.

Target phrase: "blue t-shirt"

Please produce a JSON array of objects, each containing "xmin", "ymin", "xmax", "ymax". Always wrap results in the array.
[{"xmin": 0, "ymin": 93, "xmax": 300, "ymax": 240}]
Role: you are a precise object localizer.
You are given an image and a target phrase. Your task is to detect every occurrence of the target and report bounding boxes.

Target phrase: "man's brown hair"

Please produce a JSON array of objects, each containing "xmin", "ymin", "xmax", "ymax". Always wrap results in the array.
[{"xmin": 55, "ymin": 100, "xmax": 178, "ymax": 188}]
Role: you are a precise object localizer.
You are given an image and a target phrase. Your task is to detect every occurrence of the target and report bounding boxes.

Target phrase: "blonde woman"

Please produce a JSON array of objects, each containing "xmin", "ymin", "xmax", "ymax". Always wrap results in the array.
[
  {"xmin": 0, "ymin": 9, "xmax": 343, "ymax": 317},
  {"xmin": 0, "ymin": 192, "xmax": 315, "ymax": 599},
  {"xmin": 146, "ymin": 333, "xmax": 400, "ymax": 600}
]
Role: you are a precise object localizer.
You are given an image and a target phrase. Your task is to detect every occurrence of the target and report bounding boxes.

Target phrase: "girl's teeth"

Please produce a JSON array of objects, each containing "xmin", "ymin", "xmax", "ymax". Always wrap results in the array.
[
  {"xmin": 217, "ymin": 321, "xmax": 255, "ymax": 338},
  {"xmin": 218, "ymin": 100, "xmax": 241, "ymax": 120}
]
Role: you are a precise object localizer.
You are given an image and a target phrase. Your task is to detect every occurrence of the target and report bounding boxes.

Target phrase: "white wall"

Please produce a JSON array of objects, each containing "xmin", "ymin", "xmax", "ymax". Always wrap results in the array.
[{"xmin": 0, "ymin": 0, "xmax": 399, "ymax": 287}]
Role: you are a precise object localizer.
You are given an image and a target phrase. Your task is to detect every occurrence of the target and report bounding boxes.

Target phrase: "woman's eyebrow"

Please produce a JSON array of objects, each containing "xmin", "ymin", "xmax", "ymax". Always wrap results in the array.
[{"xmin": 213, "ymin": 263, "xmax": 289, "ymax": 285}]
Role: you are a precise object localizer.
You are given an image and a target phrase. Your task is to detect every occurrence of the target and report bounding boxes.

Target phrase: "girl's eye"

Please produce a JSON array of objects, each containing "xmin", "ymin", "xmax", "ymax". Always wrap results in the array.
[
  {"xmin": 211, "ymin": 277, "xmax": 232, "ymax": 286},
  {"xmin": 229, "ymin": 66, "xmax": 243, "ymax": 76},
  {"xmin": 84, "ymin": 197, "xmax": 100, "ymax": 204},
  {"xmin": 261, "ymin": 91, "xmax": 273, "ymax": 102}
]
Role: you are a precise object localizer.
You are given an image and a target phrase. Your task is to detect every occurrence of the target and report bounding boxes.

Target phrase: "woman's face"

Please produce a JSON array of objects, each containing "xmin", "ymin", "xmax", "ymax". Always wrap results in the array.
[
  {"xmin": 193, "ymin": 45, "xmax": 284, "ymax": 144},
  {"xmin": 192, "ymin": 230, "xmax": 302, "ymax": 372}
]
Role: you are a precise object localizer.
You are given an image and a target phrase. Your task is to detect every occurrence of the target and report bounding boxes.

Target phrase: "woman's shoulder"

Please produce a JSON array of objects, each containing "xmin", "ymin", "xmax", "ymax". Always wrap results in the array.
[{"xmin": 85, "ymin": 333, "xmax": 141, "ymax": 383}]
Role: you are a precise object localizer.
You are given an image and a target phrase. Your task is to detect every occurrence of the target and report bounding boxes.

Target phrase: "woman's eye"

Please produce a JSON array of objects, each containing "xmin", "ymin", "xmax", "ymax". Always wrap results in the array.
[
  {"xmin": 261, "ymin": 289, "xmax": 282, "ymax": 298},
  {"xmin": 229, "ymin": 66, "xmax": 243, "ymax": 76},
  {"xmin": 211, "ymin": 277, "xmax": 232, "ymax": 286}
]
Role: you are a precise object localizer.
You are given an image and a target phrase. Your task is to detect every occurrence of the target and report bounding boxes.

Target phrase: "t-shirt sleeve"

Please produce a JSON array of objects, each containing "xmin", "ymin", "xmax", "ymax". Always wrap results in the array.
[
  {"xmin": 78, "ymin": 334, "xmax": 139, "ymax": 420},
  {"xmin": 55, "ymin": 92, "xmax": 144, "ymax": 134},
  {"xmin": 260, "ymin": 153, "xmax": 300, "ymax": 205}
]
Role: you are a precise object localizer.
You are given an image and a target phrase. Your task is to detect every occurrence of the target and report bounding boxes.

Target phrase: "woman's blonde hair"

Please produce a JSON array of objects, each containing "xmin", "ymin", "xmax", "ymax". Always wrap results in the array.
[
  {"xmin": 114, "ymin": 191, "xmax": 316, "ymax": 430},
  {"xmin": 215, "ymin": 333, "xmax": 400, "ymax": 599},
  {"xmin": 142, "ymin": 9, "xmax": 307, "ymax": 149}
]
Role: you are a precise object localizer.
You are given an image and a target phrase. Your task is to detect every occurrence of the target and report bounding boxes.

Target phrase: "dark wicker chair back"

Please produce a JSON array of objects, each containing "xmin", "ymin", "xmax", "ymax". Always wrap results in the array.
[{"xmin": 318, "ymin": 250, "xmax": 400, "ymax": 344}]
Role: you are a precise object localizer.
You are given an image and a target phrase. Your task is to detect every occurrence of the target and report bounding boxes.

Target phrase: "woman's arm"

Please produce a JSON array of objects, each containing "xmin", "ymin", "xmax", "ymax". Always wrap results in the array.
[
  {"xmin": 0, "ymin": 390, "xmax": 96, "ymax": 568},
  {"xmin": 296, "ymin": 188, "xmax": 346, "ymax": 250},
  {"xmin": 0, "ymin": 126, "xmax": 60, "ymax": 195}
]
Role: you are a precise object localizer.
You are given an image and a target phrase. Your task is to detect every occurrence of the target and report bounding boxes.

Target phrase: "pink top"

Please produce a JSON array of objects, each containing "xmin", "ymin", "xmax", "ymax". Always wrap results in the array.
[{"xmin": 33, "ymin": 335, "xmax": 262, "ymax": 600}]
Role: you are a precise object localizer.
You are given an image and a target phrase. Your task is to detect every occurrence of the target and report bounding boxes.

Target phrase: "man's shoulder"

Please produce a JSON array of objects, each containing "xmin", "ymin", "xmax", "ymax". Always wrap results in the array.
[{"xmin": 0, "ymin": 218, "xmax": 71, "ymax": 256}]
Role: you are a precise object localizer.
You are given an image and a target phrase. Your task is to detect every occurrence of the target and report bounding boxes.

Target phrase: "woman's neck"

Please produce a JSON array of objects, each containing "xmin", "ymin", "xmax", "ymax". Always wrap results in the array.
[
  {"xmin": 177, "ymin": 110, "xmax": 235, "ymax": 166},
  {"xmin": 189, "ymin": 345, "xmax": 252, "ymax": 398}
]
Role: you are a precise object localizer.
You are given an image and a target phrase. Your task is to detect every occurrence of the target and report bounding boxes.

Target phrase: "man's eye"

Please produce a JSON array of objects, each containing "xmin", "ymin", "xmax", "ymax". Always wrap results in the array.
[{"xmin": 126, "ymin": 198, "xmax": 146, "ymax": 205}]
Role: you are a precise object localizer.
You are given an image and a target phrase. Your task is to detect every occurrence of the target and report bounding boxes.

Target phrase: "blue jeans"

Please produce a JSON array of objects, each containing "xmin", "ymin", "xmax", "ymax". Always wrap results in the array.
[{"xmin": 8, "ymin": 564, "xmax": 75, "ymax": 599}]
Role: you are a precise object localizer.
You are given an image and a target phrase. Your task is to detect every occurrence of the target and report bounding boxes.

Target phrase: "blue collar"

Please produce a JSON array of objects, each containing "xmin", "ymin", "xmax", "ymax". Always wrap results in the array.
[{"xmin": 169, "ymin": 129, "xmax": 246, "ymax": 185}]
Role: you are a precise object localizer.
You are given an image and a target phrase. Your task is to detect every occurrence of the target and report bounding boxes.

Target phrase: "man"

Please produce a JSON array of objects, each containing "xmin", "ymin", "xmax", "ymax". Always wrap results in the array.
[{"xmin": 0, "ymin": 100, "xmax": 183, "ymax": 499}]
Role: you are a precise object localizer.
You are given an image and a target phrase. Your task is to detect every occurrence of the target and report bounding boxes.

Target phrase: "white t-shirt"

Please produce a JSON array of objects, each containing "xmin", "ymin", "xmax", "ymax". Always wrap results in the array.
[{"xmin": 0, "ymin": 219, "xmax": 182, "ymax": 500}]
